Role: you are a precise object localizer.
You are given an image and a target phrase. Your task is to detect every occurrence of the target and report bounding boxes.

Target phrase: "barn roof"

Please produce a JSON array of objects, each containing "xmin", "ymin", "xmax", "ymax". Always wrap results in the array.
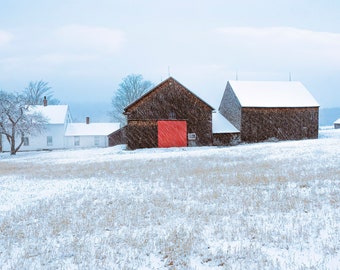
[
  {"xmin": 334, "ymin": 118, "xmax": 340, "ymax": 124},
  {"xmin": 228, "ymin": 81, "xmax": 319, "ymax": 108},
  {"xmin": 124, "ymin": 77, "xmax": 214, "ymax": 112},
  {"xmin": 65, "ymin": 123, "xmax": 120, "ymax": 136},
  {"xmin": 29, "ymin": 105, "xmax": 69, "ymax": 124},
  {"xmin": 212, "ymin": 112, "xmax": 239, "ymax": 133}
]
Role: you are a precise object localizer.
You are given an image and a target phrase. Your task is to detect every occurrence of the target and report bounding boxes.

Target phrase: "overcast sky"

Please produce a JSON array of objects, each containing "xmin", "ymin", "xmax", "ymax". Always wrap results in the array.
[{"xmin": 1, "ymin": 0, "xmax": 340, "ymax": 109}]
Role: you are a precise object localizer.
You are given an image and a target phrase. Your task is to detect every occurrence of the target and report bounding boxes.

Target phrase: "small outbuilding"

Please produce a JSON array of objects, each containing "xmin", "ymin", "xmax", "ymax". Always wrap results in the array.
[
  {"xmin": 65, "ymin": 118, "xmax": 120, "ymax": 148},
  {"xmin": 334, "ymin": 118, "xmax": 340, "ymax": 129},
  {"xmin": 219, "ymin": 81, "xmax": 320, "ymax": 142},
  {"xmin": 123, "ymin": 77, "xmax": 214, "ymax": 150},
  {"xmin": 212, "ymin": 112, "xmax": 240, "ymax": 146}
]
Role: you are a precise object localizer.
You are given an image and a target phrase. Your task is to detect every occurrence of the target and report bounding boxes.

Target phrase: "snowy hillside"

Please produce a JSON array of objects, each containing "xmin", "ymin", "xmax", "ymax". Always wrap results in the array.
[{"xmin": 0, "ymin": 129, "xmax": 339, "ymax": 269}]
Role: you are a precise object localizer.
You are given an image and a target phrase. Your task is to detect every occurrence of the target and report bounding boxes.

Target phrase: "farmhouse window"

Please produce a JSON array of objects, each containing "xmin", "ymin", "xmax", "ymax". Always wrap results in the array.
[
  {"xmin": 23, "ymin": 137, "xmax": 29, "ymax": 146},
  {"xmin": 74, "ymin": 136, "xmax": 80, "ymax": 146},
  {"xmin": 47, "ymin": 136, "xmax": 53, "ymax": 146},
  {"xmin": 94, "ymin": 136, "xmax": 100, "ymax": 146}
]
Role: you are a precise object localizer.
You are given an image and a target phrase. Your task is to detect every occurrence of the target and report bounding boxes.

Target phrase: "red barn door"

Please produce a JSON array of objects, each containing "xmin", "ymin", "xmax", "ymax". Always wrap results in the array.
[{"xmin": 158, "ymin": 120, "xmax": 187, "ymax": 148}]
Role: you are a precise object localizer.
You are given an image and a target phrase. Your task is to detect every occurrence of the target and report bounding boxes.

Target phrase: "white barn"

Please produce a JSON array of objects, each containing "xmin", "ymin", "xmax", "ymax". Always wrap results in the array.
[{"xmin": 65, "ymin": 119, "xmax": 120, "ymax": 148}]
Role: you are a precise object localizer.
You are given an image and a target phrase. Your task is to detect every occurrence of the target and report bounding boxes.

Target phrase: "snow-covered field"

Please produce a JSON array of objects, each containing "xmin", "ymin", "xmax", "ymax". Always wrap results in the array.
[{"xmin": 0, "ymin": 129, "xmax": 339, "ymax": 269}]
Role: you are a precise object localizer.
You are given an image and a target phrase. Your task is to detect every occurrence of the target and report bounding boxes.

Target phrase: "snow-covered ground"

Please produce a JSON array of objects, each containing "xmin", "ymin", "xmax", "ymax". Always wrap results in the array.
[{"xmin": 0, "ymin": 128, "xmax": 339, "ymax": 269}]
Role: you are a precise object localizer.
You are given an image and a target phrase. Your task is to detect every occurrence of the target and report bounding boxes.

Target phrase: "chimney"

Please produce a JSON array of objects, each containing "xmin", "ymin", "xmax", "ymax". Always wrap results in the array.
[
  {"xmin": 43, "ymin": 96, "xmax": 47, "ymax": 106},
  {"xmin": 86, "ymin": 117, "xmax": 90, "ymax": 124}
]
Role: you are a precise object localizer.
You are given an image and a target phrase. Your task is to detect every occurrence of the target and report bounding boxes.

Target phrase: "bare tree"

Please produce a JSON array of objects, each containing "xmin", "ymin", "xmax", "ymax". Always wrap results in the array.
[
  {"xmin": 110, "ymin": 74, "xmax": 153, "ymax": 125},
  {"xmin": 23, "ymin": 80, "xmax": 60, "ymax": 105},
  {"xmin": 0, "ymin": 90, "xmax": 48, "ymax": 155}
]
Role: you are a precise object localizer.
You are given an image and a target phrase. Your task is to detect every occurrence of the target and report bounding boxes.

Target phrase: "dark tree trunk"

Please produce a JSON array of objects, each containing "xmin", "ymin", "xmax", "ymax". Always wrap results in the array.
[{"xmin": 10, "ymin": 126, "xmax": 16, "ymax": 155}]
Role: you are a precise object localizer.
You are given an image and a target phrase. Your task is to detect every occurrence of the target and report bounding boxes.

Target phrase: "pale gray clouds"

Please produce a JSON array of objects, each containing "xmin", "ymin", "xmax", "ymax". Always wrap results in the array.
[
  {"xmin": 0, "ymin": 1, "xmax": 340, "ymax": 108},
  {"xmin": 55, "ymin": 25, "xmax": 125, "ymax": 55},
  {"xmin": 216, "ymin": 26, "xmax": 340, "ymax": 69},
  {"xmin": 0, "ymin": 30, "xmax": 12, "ymax": 47}
]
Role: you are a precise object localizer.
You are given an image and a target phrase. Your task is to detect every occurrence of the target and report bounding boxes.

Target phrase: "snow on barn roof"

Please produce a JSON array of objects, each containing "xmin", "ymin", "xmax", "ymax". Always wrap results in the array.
[
  {"xmin": 228, "ymin": 81, "xmax": 319, "ymax": 108},
  {"xmin": 334, "ymin": 118, "xmax": 340, "ymax": 124},
  {"xmin": 65, "ymin": 123, "xmax": 120, "ymax": 137},
  {"xmin": 212, "ymin": 112, "xmax": 239, "ymax": 133},
  {"xmin": 29, "ymin": 105, "xmax": 69, "ymax": 124}
]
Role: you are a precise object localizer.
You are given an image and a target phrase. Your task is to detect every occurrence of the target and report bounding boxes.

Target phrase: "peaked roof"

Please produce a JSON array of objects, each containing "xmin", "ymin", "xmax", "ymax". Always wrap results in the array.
[
  {"xmin": 334, "ymin": 118, "xmax": 340, "ymax": 124},
  {"xmin": 65, "ymin": 123, "xmax": 120, "ymax": 136},
  {"xmin": 124, "ymin": 77, "xmax": 214, "ymax": 112},
  {"xmin": 29, "ymin": 105, "xmax": 69, "ymax": 124},
  {"xmin": 212, "ymin": 112, "xmax": 239, "ymax": 133},
  {"xmin": 228, "ymin": 81, "xmax": 319, "ymax": 108}
]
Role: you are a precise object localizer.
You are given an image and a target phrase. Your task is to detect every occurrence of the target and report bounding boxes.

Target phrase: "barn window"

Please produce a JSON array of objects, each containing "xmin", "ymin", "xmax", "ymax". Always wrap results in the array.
[
  {"xmin": 169, "ymin": 111, "xmax": 176, "ymax": 119},
  {"xmin": 74, "ymin": 136, "xmax": 80, "ymax": 146},
  {"xmin": 47, "ymin": 136, "xmax": 53, "ymax": 146},
  {"xmin": 23, "ymin": 137, "xmax": 29, "ymax": 146}
]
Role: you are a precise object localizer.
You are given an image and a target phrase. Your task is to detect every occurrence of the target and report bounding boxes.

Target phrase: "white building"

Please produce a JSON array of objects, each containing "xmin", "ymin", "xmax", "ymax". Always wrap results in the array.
[
  {"xmin": 1, "ymin": 104, "xmax": 120, "ymax": 152},
  {"xmin": 65, "ymin": 118, "xmax": 120, "ymax": 148},
  {"xmin": 1, "ymin": 105, "xmax": 71, "ymax": 152}
]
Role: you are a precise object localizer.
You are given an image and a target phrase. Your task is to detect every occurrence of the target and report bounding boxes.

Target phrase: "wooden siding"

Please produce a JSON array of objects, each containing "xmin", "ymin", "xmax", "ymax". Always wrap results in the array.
[
  {"xmin": 241, "ymin": 107, "xmax": 319, "ymax": 142},
  {"xmin": 125, "ymin": 78, "xmax": 213, "ymax": 149},
  {"xmin": 108, "ymin": 126, "xmax": 127, "ymax": 146},
  {"xmin": 126, "ymin": 120, "xmax": 158, "ymax": 150},
  {"xmin": 219, "ymin": 82, "xmax": 242, "ymax": 131},
  {"xmin": 212, "ymin": 133, "xmax": 240, "ymax": 146}
]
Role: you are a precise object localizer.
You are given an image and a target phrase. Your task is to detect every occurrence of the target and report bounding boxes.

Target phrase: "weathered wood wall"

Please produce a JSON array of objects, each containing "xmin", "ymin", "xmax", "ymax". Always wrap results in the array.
[
  {"xmin": 219, "ymin": 82, "xmax": 242, "ymax": 131},
  {"xmin": 125, "ymin": 78, "xmax": 213, "ymax": 149},
  {"xmin": 126, "ymin": 120, "xmax": 158, "ymax": 150},
  {"xmin": 108, "ymin": 126, "xmax": 126, "ymax": 146},
  {"xmin": 241, "ymin": 107, "xmax": 319, "ymax": 142},
  {"xmin": 212, "ymin": 133, "xmax": 240, "ymax": 146}
]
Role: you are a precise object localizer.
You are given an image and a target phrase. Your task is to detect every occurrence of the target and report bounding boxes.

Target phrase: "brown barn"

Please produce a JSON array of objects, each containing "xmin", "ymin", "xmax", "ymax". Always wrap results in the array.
[
  {"xmin": 123, "ymin": 77, "xmax": 214, "ymax": 150},
  {"xmin": 219, "ymin": 81, "xmax": 319, "ymax": 142}
]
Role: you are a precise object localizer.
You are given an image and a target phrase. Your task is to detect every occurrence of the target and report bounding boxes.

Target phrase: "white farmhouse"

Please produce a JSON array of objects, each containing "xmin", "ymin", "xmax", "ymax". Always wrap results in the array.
[
  {"xmin": 65, "ymin": 117, "xmax": 120, "ymax": 148},
  {"xmin": 1, "ymin": 104, "xmax": 71, "ymax": 152},
  {"xmin": 1, "ymin": 103, "xmax": 120, "ymax": 152}
]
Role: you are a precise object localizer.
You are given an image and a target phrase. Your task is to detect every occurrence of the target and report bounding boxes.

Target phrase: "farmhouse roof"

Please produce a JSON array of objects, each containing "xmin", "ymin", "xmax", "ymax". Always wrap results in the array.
[
  {"xmin": 212, "ymin": 112, "xmax": 239, "ymax": 133},
  {"xmin": 29, "ymin": 105, "xmax": 69, "ymax": 124},
  {"xmin": 124, "ymin": 77, "xmax": 214, "ymax": 112},
  {"xmin": 228, "ymin": 81, "xmax": 319, "ymax": 108},
  {"xmin": 65, "ymin": 123, "xmax": 120, "ymax": 136}
]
